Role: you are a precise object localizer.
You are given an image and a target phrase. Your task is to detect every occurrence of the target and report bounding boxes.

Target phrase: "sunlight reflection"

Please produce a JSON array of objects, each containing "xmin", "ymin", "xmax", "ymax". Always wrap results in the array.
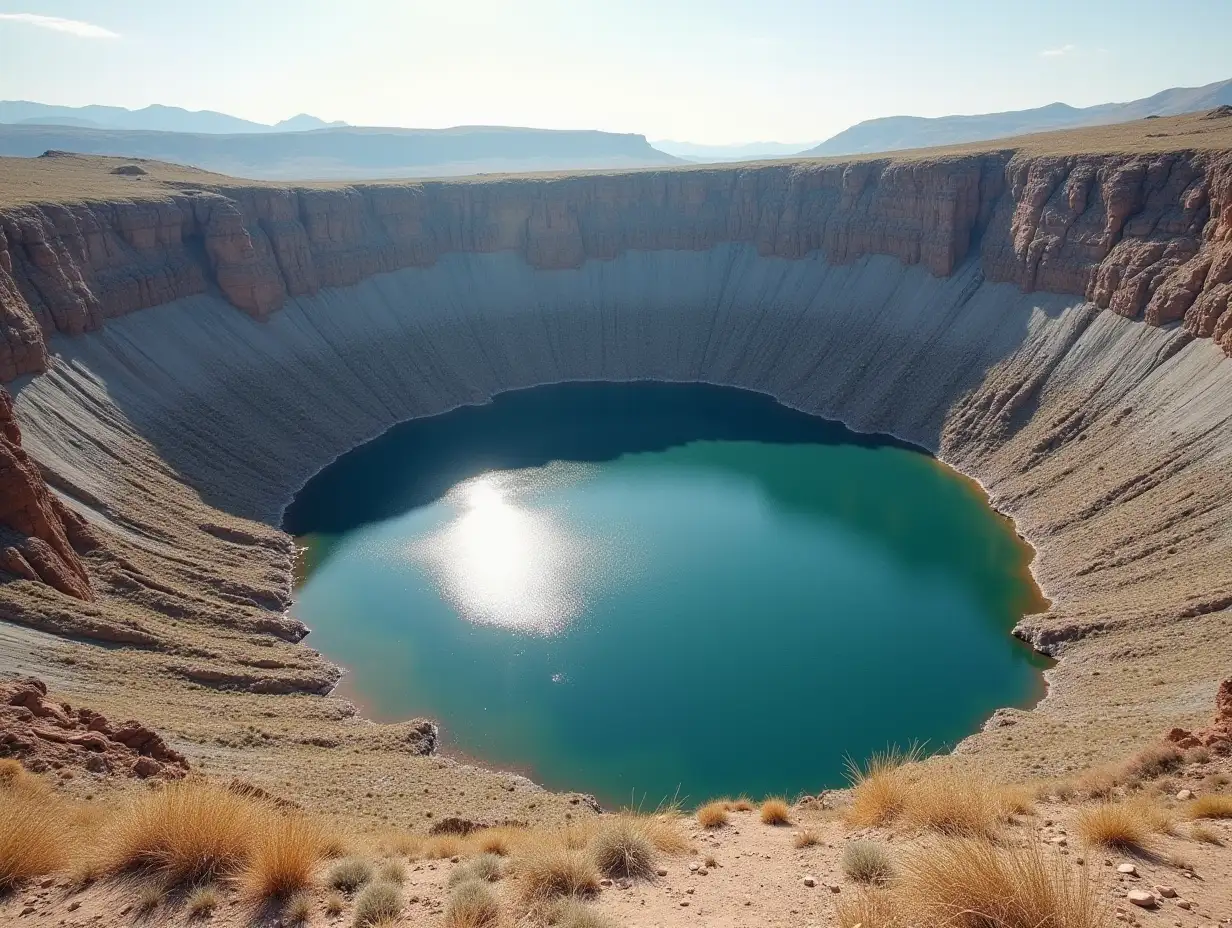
[{"xmin": 410, "ymin": 471, "xmax": 591, "ymax": 635}]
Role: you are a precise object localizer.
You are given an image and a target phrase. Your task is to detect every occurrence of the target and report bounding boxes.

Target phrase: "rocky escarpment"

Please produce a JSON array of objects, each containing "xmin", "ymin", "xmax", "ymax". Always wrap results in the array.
[{"xmin": 1, "ymin": 146, "xmax": 1230, "ymax": 384}]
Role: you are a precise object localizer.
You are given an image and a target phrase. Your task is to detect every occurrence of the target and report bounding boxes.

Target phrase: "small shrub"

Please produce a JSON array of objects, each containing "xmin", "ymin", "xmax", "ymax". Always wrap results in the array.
[
  {"xmin": 243, "ymin": 814, "xmax": 325, "ymax": 900},
  {"xmin": 760, "ymin": 798, "xmax": 790, "ymax": 826},
  {"xmin": 1187, "ymin": 794, "xmax": 1232, "ymax": 819},
  {"xmin": 325, "ymin": 890, "xmax": 345, "ymax": 915},
  {"xmin": 445, "ymin": 879, "xmax": 501, "ymax": 928},
  {"xmin": 793, "ymin": 829, "xmax": 821, "ymax": 848},
  {"xmin": 449, "ymin": 852, "xmax": 503, "ymax": 887},
  {"xmin": 1075, "ymin": 803, "xmax": 1150, "ymax": 851},
  {"xmin": 285, "ymin": 890, "xmax": 313, "ymax": 924},
  {"xmin": 590, "ymin": 819, "xmax": 657, "ymax": 879},
  {"xmin": 353, "ymin": 880, "xmax": 402, "ymax": 927},
  {"xmin": 843, "ymin": 841, "xmax": 894, "ymax": 884},
  {"xmin": 377, "ymin": 858, "xmax": 406, "ymax": 884},
  {"xmin": 186, "ymin": 884, "xmax": 220, "ymax": 917},
  {"xmin": 1123, "ymin": 744, "xmax": 1183, "ymax": 781},
  {"xmin": 0, "ymin": 789, "xmax": 68, "ymax": 891},
  {"xmin": 329, "ymin": 857, "xmax": 375, "ymax": 893},
  {"xmin": 696, "ymin": 801, "xmax": 729, "ymax": 829},
  {"xmin": 544, "ymin": 897, "xmax": 619, "ymax": 928},
  {"xmin": 728, "ymin": 797, "xmax": 754, "ymax": 812},
  {"xmin": 515, "ymin": 847, "xmax": 599, "ymax": 904},
  {"xmin": 1190, "ymin": 824, "xmax": 1222, "ymax": 845}
]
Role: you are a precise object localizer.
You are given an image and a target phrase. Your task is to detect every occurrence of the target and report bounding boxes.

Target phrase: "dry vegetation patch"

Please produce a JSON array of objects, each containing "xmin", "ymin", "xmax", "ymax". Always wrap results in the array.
[
  {"xmin": 696, "ymin": 801, "xmax": 729, "ymax": 829},
  {"xmin": 242, "ymin": 813, "xmax": 326, "ymax": 900},
  {"xmin": 353, "ymin": 880, "xmax": 402, "ymax": 926},
  {"xmin": 0, "ymin": 767, "xmax": 69, "ymax": 891},
  {"xmin": 590, "ymin": 818, "xmax": 657, "ymax": 879},
  {"xmin": 1187, "ymin": 794, "xmax": 1232, "ymax": 819},
  {"xmin": 842, "ymin": 840, "xmax": 894, "ymax": 884},
  {"xmin": 1075, "ymin": 802, "xmax": 1153, "ymax": 851},
  {"xmin": 760, "ymin": 798, "xmax": 791, "ymax": 825},
  {"xmin": 514, "ymin": 846, "xmax": 600, "ymax": 905},
  {"xmin": 445, "ymin": 878, "xmax": 502, "ymax": 928}
]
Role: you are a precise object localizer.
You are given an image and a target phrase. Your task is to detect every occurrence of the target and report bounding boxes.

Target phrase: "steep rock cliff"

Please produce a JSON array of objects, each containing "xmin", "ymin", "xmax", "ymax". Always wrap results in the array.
[{"xmin": 3, "ymin": 148, "xmax": 1229, "ymax": 384}]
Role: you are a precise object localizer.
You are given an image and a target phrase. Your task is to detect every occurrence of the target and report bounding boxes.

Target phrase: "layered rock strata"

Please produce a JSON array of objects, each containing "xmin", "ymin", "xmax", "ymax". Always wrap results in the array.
[{"xmin": 0, "ymin": 138, "xmax": 1229, "ymax": 818}]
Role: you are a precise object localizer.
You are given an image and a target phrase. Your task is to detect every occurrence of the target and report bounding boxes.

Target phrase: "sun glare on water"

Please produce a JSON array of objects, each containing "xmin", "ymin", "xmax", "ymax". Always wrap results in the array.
[{"xmin": 410, "ymin": 470, "xmax": 595, "ymax": 635}]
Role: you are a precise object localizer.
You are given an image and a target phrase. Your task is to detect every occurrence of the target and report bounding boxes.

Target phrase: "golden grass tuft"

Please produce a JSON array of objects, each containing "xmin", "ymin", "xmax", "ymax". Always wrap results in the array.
[
  {"xmin": 728, "ymin": 796, "xmax": 755, "ymax": 812},
  {"xmin": 185, "ymin": 883, "xmax": 220, "ymax": 917},
  {"xmin": 1189, "ymin": 824, "xmax": 1222, "ymax": 845},
  {"xmin": 997, "ymin": 785, "xmax": 1036, "ymax": 819},
  {"xmin": 590, "ymin": 819, "xmax": 657, "ymax": 880},
  {"xmin": 514, "ymin": 846, "xmax": 599, "ymax": 904},
  {"xmin": 0, "ymin": 781, "xmax": 70, "ymax": 891},
  {"xmin": 1122, "ymin": 744, "xmax": 1184, "ymax": 782},
  {"xmin": 242, "ymin": 814, "xmax": 326, "ymax": 900},
  {"xmin": 837, "ymin": 887, "xmax": 905, "ymax": 928},
  {"xmin": 445, "ymin": 878, "xmax": 502, "ymax": 928},
  {"xmin": 696, "ymin": 801, "xmax": 729, "ymax": 829},
  {"xmin": 793, "ymin": 828, "xmax": 821, "ymax": 848},
  {"xmin": 760, "ymin": 798, "xmax": 791, "ymax": 826},
  {"xmin": 103, "ymin": 782, "xmax": 261, "ymax": 885},
  {"xmin": 423, "ymin": 835, "xmax": 464, "ymax": 859},
  {"xmin": 1075, "ymin": 802, "xmax": 1151, "ymax": 851},
  {"xmin": 901, "ymin": 838, "xmax": 1104, "ymax": 928},
  {"xmin": 1187, "ymin": 794, "xmax": 1232, "ymax": 819},
  {"xmin": 471, "ymin": 826, "xmax": 519, "ymax": 857},
  {"xmin": 844, "ymin": 746, "xmax": 920, "ymax": 827},
  {"xmin": 901, "ymin": 769, "xmax": 1000, "ymax": 838},
  {"xmin": 544, "ymin": 897, "xmax": 619, "ymax": 928}
]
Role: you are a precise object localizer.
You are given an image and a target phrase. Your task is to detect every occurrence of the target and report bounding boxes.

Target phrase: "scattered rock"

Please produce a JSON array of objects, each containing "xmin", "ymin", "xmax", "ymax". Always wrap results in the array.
[
  {"xmin": 1177, "ymin": 789, "xmax": 1194, "ymax": 801},
  {"xmin": 1127, "ymin": 890, "xmax": 1157, "ymax": 909},
  {"xmin": 109, "ymin": 164, "xmax": 147, "ymax": 176},
  {"xmin": 656, "ymin": 868, "xmax": 668, "ymax": 877},
  {"xmin": 803, "ymin": 876, "xmax": 817, "ymax": 887},
  {"xmin": 1118, "ymin": 864, "xmax": 1139, "ymax": 876},
  {"xmin": 1155, "ymin": 886, "xmax": 1177, "ymax": 898}
]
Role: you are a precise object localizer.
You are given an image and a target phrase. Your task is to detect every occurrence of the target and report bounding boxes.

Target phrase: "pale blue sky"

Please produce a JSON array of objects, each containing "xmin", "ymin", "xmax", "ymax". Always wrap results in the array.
[{"xmin": 1, "ymin": 0, "xmax": 1229, "ymax": 144}]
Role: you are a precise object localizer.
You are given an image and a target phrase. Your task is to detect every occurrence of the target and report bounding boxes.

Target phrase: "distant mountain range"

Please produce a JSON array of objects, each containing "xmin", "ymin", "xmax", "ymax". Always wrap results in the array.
[
  {"xmin": 0, "ymin": 123, "xmax": 681, "ymax": 180},
  {"xmin": 0, "ymin": 101, "xmax": 345, "ymax": 134},
  {"xmin": 651, "ymin": 140, "xmax": 817, "ymax": 163},
  {"xmin": 802, "ymin": 78, "xmax": 1232, "ymax": 157}
]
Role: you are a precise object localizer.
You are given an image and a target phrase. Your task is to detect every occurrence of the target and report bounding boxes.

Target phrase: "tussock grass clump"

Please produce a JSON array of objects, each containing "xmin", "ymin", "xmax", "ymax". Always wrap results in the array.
[
  {"xmin": 696, "ymin": 801, "xmax": 729, "ymax": 829},
  {"xmin": 1075, "ymin": 802, "xmax": 1151, "ymax": 851},
  {"xmin": 185, "ymin": 883, "xmax": 220, "ymax": 917},
  {"xmin": 1074, "ymin": 768, "xmax": 1118, "ymax": 800},
  {"xmin": 0, "ymin": 785, "xmax": 69, "ymax": 891},
  {"xmin": 514, "ymin": 846, "xmax": 599, "ymax": 904},
  {"xmin": 591, "ymin": 819, "xmax": 657, "ymax": 879},
  {"xmin": 284, "ymin": 890, "xmax": 313, "ymax": 924},
  {"xmin": 471, "ymin": 826, "xmax": 518, "ymax": 856},
  {"xmin": 424, "ymin": 835, "xmax": 464, "ymax": 859},
  {"xmin": 136, "ymin": 882, "xmax": 164, "ymax": 913},
  {"xmin": 728, "ymin": 797, "xmax": 755, "ymax": 812},
  {"xmin": 445, "ymin": 878, "xmax": 502, "ymax": 928},
  {"xmin": 103, "ymin": 782, "xmax": 259, "ymax": 885},
  {"xmin": 449, "ymin": 852, "xmax": 503, "ymax": 887},
  {"xmin": 837, "ymin": 888, "xmax": 904, "ymax": 928},
  {"xmin": 793, "ymin": 829, "xmax": 821, "ymax": 848},
  {"xmin": 637, "ymin": 815, "xmax": 690, "ymax": 855},
  {"xmin": 998, "ymin": 785, "xmax": 1036, "ymax": 819},
  {"xmin": 377, "ymin": 858, "xmax": 406, "ymax": 884},
  {"xmin": 842, "ymin": 840, "xmax": 894, "ymax": 884},
  {"xmin": 325, "ymin": 890, "xmax": 345, "ymax": 915},
  {"xmin": 902, "ymin": 769, "xmax": 1000, "ymax": 838},
  {"xmin": 760, "ymin": 798, "xmax": 791, "ymax": 826},
  {"xmin": 544, "ymin": 897, "xmax": 618, "ymax": 928},
  {"xmin": 243, "ymin": 814, "xmax": 325, "ymax": 900},
  {"xmin": 353, "ymin": 880, "xmax": 402, "ymax": 927},
  {"xmin": 1190, "ymin": 824, "xmax": 1222, "ymax": 845},
  {"xmin": 1123, "ymin": 744, "xmax": 1184, "ymax": 781},
  {"xmin": 1187, "ymin": 794, "xmax": 1232, "ymax": 819},
  {"xmin": 902, "ymin": 839, "xmax": 1104, "ymax": 928},
  {"xmin": 328, "ymin": 856, "xmax": 375, "ymax": 892},
  {"xmin": 844, "ymin": 746, "xmax": 921, "ymax": 827}
]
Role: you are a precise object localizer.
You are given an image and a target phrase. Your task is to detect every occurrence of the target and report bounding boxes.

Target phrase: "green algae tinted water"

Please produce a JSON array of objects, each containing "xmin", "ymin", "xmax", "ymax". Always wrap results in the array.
[{"xmin": 285, "ymin": 382, "xmax": 1048, "ymax": 807}]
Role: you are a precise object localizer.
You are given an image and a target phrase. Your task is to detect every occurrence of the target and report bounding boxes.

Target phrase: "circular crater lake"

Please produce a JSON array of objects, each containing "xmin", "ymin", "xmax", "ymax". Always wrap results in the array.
[{"xmin": 285, "ymin": 382, "xmax": 1048, "ymax": 807}]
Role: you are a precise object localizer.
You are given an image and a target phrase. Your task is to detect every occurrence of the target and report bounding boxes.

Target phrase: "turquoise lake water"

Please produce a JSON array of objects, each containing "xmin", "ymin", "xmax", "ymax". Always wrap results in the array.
[{"xmin": 285, "ymin": 382, "xmax": 1048, "ymax": 808}]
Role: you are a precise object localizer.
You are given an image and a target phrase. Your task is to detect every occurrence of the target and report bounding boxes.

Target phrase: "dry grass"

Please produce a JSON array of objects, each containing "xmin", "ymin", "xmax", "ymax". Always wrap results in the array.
[
  {"xmin": 1187, "ymin": 794, "xmax": 1232, "ymax": 819},
  {"xmin": 136, "ymin": 882, "xmax": 164, "ymax": 913},
  {"xmin": 837, "ymin": 887, "xmax": 905, "ymax": 928},
  {"xmin": 901, "ymin": 769, "xmax": 1000, "ymax": 838},
  {"xmin": 842, "ymin": 840, "xmax": 894, "ymax": 884},
  {"xmin": 638, "ymin": 815, "xmax": 690, "ymax": 855},
  {"xmin": 728, "ymin": 797, "xmax": 755, "ymax": 812},
  {"xmin": 423, "ymin": 835, "xmax": 464, "ymax": 859},
  {"xmin": 1075, "ymin": 802, "xmax": 1151, "ymax": 852},
  {"xmin": 514, "ymin": 846, "xmax": 599, "ymax": 904},
  {"xmin": 1122, "ymin": 744, "xmax": 1184, "ymax": 782},
  {"xmin": 1072, "ymin": 768, "xmax": 1117, "ymax": 800},
  {"xmin": 0, "ymin": 781, "xmax": 69, "ymax": 891},
  {"xmin": 328, "ymin": 856, "xmax": 375, "ymax": 892},
  {"xmin": 353, "ymin": 881, "xmax": 402, "ymax": 927},
  {"xmin": 186, "ymin": 883, "xmax": 220, "ymax": 917},
  {"xmin": 844, "ymin": 746, "xmax": 920, "ymax": 827},
  {"xmin": 545, "ymin": 897, "xmax": 618, "ymax": 928},
  {"xmin": 325, "ymin": 891, "xmax": 345, "ymax": 916},
  {"xmin": 242, "ymin": 814, "xmax": 325, "ymax": 900},
  {"xmin": 449, "ymin": 853, "xmax": 504, "ymax": 887},
  {"xmin": 446, "ymin": 878, "xmax": 502, "ymax": 928},
  {"xmin": 471, "ymin": 826, "xmax": 518, "ymax": 856},
  {"xmin": 793, "ymin": 829, "xmax": 821, "ymax": 849},
  {"xmin": 103, "ymin": 782, "xmax": 261, "ymax": 885},
  {"xmin": 1190, "ymin": 824, "xmax": 1223, "ymax": 845},
  {"xmin": 377, "ymin": 858, "xmax": 406, "ymax": 884},
  {"xmin": 696, "ymin": 801, "xmax": 729, "ymax": 829},
  {"xmin": 590, "ymin": 819, "xmax": 657, "ymax": 880},
  {"xmin": 997, "ymin": 785, "xmax": 1036, "ymax": 819},
  {"xmin": 760, "ymin": 798, "xmax": 791, "ymax": 826},
  {"xmin": 901, "ymin": 839, "xmax": 1104, "ymax": 928}
]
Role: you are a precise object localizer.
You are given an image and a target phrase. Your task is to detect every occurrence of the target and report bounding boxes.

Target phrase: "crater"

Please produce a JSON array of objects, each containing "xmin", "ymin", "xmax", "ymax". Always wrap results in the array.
[{"xmin": 285, "ymin": 381, "xmax": 1049, "ymax": 805}]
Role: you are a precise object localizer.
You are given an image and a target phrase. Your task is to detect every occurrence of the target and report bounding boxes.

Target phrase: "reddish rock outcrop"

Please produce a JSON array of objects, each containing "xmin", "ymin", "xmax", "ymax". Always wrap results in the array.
[
  {"xmin": 0, "ymin": 386, "xmax": 96, "ymax": 599},
  {"xmin": 1167, "ymin": 679, "xmax": 1232, "ymax": 753},
  {"xmin": 0, "ymin": 677, "xmax": 188, "ymax": 778}
]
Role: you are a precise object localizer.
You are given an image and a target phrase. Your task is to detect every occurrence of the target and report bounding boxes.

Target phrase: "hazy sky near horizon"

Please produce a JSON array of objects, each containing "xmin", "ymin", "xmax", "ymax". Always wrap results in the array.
[{"xmin": 1, "ymin": 0, "xmax": 1229, "ymax": 144}]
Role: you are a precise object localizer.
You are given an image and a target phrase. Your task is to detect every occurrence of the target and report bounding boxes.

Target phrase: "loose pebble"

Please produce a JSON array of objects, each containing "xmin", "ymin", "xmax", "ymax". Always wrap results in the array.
[{"xmin": 1127, "ymin": 891, "xmax": 1157, "ymax": 909}]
